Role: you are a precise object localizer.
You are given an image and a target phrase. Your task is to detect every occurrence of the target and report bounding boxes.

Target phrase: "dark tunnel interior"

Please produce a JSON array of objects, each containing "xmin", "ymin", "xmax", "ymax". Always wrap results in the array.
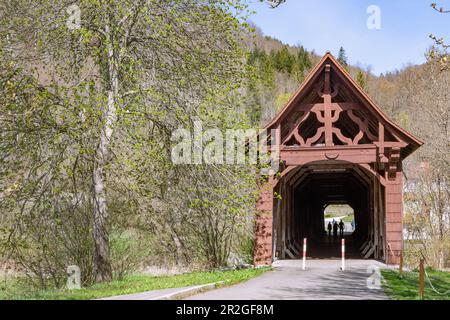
[{"xmin": 273, "ymin": 162, "xmax": 385, "ymax": 260}]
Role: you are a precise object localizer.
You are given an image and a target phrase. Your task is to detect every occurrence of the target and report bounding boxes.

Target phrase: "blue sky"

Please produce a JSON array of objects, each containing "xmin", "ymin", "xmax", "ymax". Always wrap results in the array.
[{"xmin": 247, "ymin": 0, "xmax": 450, "ymax": 75}]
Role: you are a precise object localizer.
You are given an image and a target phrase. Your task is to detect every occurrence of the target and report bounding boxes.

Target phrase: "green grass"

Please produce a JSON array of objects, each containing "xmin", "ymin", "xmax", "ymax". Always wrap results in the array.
[
  {"xmin": 324, "ymin": 214, "xmax": 353, "ymax": 222},
  {"xmin": 0, "ymin": 267, "xmax": 270, "ymax": 300},
  {"xmin": 324, "ymin": 213, "xmax": 343, "ymax": 218},
  {"xmin": 342, "ymin": 215, "xmax": 354, "ymax": 223},
  {"xmin": 382, "ymin": 269, "xmax": 450, "ymax": 300}
]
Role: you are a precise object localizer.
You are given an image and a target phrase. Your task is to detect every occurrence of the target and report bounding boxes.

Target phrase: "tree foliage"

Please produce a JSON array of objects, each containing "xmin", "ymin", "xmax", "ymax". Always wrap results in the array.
[
  {"xmin": 337, "ymin": 46, "xmax": 349, "ymax": 70},
  {"xmin": 0, "ymin": 0, "xmax": 258, "ymax": 287},
  {"xmin": 429, "ymin": 2, "xmax": 449, "ymax": 70},
  {"xmin": 367, "ymin": 62, "xmax": 450, "ymax": 269},
  {"xmin": 245, "ymin": 37, "xmax": 313, "ymax": 124},
  {"xmin": 356, "ymin": 70, "xmax": 367, "ymax": 90}
]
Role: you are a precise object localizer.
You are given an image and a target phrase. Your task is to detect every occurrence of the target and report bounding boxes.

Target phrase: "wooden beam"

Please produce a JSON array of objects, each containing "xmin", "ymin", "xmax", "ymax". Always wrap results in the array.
[
  {"xmin": 284, "ymin": 247, "xmax": 296, "ymax": 259},
  {"xmin": 281, "ymin": 145, "xmax": 378, "ymax": 166},
  {"xmin": 299, "ymin": 102, "xmax": 358, "ymax": 112},
  {"xmin": 364, "ymin": 245, "xmax": 376, "ymax": 259},
  {"xmin": 374, "ymin": 141, "xmax": 407, "ymax": 148},
  {"xmin": 324, "ymin": 64, "xmax": 333, "ymax": 146}
]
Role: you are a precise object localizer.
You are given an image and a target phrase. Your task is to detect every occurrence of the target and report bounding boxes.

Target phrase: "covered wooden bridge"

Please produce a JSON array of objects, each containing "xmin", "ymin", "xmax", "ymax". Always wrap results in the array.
[{"xmin": 254, "ymin": 52, "xmax": 422, "ymax": 266}]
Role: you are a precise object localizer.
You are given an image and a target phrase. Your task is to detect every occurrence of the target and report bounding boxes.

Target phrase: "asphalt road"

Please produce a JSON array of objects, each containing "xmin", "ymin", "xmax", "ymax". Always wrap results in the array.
[{"xmin": 187, "ymin": 259, "xmax": 388, "ymax": 300}]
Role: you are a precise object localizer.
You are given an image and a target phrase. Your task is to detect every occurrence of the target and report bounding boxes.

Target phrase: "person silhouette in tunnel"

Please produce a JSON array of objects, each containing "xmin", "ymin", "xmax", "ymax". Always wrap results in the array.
[
  {"xmin": 332, "ymin": 221, "xmax": 338, "ymax": 238},
  {"xmin": 327, "ymin": 221, "xmax": 332, "ymax": 237},
  {"xmin": 339, "ymin": 219, "xmax": 345, "ymax": 237}
]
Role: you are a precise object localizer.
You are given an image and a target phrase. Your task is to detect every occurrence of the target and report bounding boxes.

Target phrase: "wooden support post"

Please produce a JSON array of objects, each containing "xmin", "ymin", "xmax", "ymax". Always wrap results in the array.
[
  {"xmin": 280, "ymin": 181, "xmax": 286, "ymax": 259},
  {"xmin": 378, "ymin": 122, "xmax": 385, "ymax": 160},
  {"xmin": 419, "ymin": 258, "xmax": 425, "ymax": 300},
  {"xmin": 323, "ymin": 65, "xmax": 333, "ymax": 146},
  {"xmin": 287, "ymin": 186, "xmax": 292, "ymax": 247},
  {"xmin": 254, "ymin": 177, "xmax": 275, "ymax": 266},
  {"xmin": 275, "ymin": 184, "xmax": 281, "ymax": 256},
  {"xmin": 302, "ymin": 238, "xmax": 307, "ymax": 270},
  {"xmin": 373, "ymin": 171, "xmax": 379, "ymax": 259},
  {"xmin": 384, "ymin": 173, "xmax": 403, "ymax": 265}
]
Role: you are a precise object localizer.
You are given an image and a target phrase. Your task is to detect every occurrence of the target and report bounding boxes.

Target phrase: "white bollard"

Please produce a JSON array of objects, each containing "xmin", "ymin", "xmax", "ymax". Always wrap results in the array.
[
  {"xmin": 341, "ymin": 238, "xmax": 345, "ymax": 271},
  {"xmin": 302, "ymin": 238, "xmax": 307, "ymax": 270}
]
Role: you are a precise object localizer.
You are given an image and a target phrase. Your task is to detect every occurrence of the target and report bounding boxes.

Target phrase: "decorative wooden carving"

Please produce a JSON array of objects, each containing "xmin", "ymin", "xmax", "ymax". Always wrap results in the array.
[
  {"xmin": 282, "ymin": 111, "xmax": 311, "ymax": 145},
  {"xmin": 279, "ymin": 70, "xmax": 405, "ymax": 154},
  {"xmin": 347, "ymin": 110, "xmax": 377, "ymax": 143}
]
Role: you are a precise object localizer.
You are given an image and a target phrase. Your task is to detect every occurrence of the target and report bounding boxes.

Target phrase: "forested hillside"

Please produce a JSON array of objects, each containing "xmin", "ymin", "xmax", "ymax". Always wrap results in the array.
[
  {"xmin": 245, "ymin": 29, "xmax": 314, "ymax": 125},
  {"xmin": 244, "ymin": 29, "xmax": 372, "ymax": 126}
]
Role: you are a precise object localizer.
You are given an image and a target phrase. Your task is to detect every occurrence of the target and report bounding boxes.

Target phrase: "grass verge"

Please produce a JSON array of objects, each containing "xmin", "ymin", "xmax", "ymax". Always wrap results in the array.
[
  {"xmin": 342, "ymin": 215, "xmax": 354, "ymax": 223},
  {"xmin": 0, "ymin": 267, "xmax": 270, "ymax": 300},
  {"xmin": 382, "ymin": 268, "xmax": 450, "ymax": 300}
]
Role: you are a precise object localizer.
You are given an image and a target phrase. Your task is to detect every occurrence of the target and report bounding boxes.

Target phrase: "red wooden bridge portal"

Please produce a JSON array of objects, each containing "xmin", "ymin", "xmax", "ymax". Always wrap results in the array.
[{"xmin": 254, "ymin": 52, "xmax": 422, "ymax": 266}]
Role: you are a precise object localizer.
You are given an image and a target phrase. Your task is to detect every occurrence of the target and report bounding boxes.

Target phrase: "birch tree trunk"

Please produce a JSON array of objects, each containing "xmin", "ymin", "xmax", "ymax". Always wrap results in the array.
[{"xmin": 92, "ymin": 18, "xmax": 117, "ymax": 283}]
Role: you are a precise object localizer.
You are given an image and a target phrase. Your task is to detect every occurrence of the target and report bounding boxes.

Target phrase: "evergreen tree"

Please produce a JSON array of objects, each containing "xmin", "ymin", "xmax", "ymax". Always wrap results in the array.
[
  {"xmin": 356, "ymin": 70, "xmax": 367, "ymax": 90},
  {"xmin": 294, "ymin": 46, "xmax": 312, "ymax": 82},
  {"xmin": 298, "ymin": 46, "xmax": 312, "ymax": 69},
  {"xmin": 291, "ymin": 62, "xmax": 303, "ymax": 83},
  {"xmin": 338, "ymin": 46, "xmax": 349, "ymax": 70},
  {"xmin": 245, "ymin": 44, "xmax": 314, "ymax": 123},
  {"xmin": 273, "ymin": 47, "xmax": 294, "ymax": 74}
]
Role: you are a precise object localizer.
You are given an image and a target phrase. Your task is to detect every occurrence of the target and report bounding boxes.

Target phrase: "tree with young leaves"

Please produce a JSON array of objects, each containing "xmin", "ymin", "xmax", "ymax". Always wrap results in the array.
[
  {"xmin": 263, "ymin": 0, "xmax": 286, "ymax": 8},
  {"xmin": 1, "ymin": 0, "xmax": 254, "ymax": 284},
  {"xmin": 429, "ymin": 3, "xmax": 449, "ymax": 70}
]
